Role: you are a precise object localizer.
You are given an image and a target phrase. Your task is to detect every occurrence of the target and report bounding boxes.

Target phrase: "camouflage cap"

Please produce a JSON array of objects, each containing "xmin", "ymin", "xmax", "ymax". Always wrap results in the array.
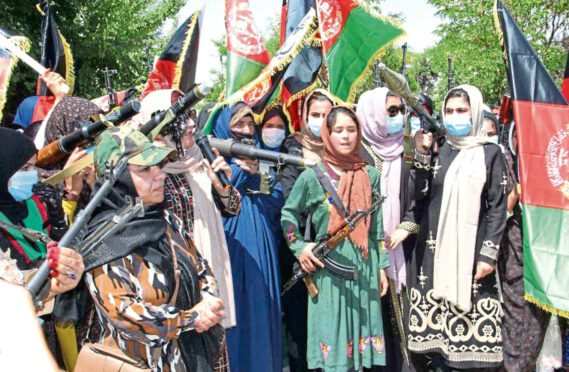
[{"xmin": 95, "ymin": 126, "xmax": 174, "ymax": 175}]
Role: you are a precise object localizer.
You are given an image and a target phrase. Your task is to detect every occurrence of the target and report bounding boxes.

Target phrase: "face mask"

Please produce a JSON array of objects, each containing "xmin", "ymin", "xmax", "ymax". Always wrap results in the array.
[
  {"xmin": 410, "ymin": 116, "xmax": 421, "ymax": 136},
  {"xmin": 262, "ymin": 128, "xmax": 286, "ymax": 149},
  {"xmin": 488, "ymin": 135, "xmax": 499, "ymax": 144},
  {"xmin": 444, "ymin": 113, "xmax": 472, "ymax": 137},
  {"xmin": 386, "ymin": 114, "xmax": 404, "ymax": 134},
  {"xmin": 307, "ymin": 117, "xmax": 324, "ymax": 137},
  {"xmin": 230, "ymin": 130, "xmax": 255, "ymax": 144},
  {"xmin": 8, "ymin": 170, "xmax": 38, "ymax": 201}
]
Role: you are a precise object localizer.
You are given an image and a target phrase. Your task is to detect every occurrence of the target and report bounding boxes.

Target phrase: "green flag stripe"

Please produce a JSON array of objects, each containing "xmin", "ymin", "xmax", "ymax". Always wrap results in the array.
[
  {"xmin": 226, "ymin": 51, "xmax": 267, "ymax": 97},
  {"xmin": 522, "ymin": 203, "xmax": 569, "ymax": 317}
]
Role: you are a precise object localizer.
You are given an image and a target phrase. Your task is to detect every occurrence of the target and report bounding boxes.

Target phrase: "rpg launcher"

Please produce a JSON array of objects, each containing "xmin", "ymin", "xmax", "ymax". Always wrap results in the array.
[
  {"xmin": 282, "ymin": 192, "xmax": 386, "ymax": 298},
  {"xmin": 36, "ymin": 100, "xmax": 141, "ymax": 168},
  {"xmin": 208, "ymin": 137, "xmax": 317, "ymax": 194},
  {"xmin": 377, "ymin": 63, "xmax": 446, "ymax": 138}
]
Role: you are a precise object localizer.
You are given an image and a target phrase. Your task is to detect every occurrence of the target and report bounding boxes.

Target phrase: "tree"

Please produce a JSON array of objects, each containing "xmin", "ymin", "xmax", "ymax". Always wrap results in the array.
[
  {"xmin": 1, "ymin": 0, "xmax": 185, "ymax": 125},
  {"xmin": 408, "ymin": 0, "xmax": 569, "ymax": 109}
]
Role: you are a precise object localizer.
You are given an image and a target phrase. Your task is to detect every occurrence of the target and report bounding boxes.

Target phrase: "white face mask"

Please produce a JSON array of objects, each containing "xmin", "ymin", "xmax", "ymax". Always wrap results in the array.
[
  {"xmin": 488, "ymin": 135, "xmax": 499, "ymax": 144},
  {"xmin": 410, "ymin": 116, "xmax": 421, "ymax": 137},
  {"xmin": 262, "ymin": 128, "xmax": 286, "ymax": 148},
  {"xmin": 307, "ymin": 117, "xmax": 324, "ymax": 137}
]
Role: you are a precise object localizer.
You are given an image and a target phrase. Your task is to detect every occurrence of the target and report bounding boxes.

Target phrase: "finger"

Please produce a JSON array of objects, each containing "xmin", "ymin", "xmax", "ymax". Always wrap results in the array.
[
  {"xmin": 308, "ymin": 252, "xmax": 325, "ymax": 269},
  {"xmin": 474, "ymin": 268, "xmax": 482, "ymax": 281},
  {"xmin": 211, "ymin": 147, "xmax": 221, "ymax": 157}
]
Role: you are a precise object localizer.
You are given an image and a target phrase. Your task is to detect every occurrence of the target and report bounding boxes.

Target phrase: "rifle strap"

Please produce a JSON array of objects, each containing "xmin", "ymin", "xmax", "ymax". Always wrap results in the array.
[
  {"xmin": 42, "ymin": 152, "xmax": 94, "ymax": 185},
  {"xmin": 313, "ymin": 165, "xmax": 349, "ymax": 218}
]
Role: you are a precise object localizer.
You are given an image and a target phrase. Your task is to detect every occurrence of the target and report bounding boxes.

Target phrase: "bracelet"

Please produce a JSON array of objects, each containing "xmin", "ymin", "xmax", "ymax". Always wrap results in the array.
[
  {"xmin": 218, "ymin": 186, "xmax": 232, "ymax": 199},
  {"xmin": 63, "ymin": 188, "xmax": 79, "ymax": 202}
]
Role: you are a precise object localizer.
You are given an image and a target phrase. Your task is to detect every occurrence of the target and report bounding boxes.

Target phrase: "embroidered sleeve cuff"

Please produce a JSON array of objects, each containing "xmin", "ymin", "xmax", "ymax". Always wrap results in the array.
[
  {"xmin": 413, "ymin": 151, "xmax": 431, "ymax": 171},
  {"xmin": 479, "ymin": 240, "xmax": 499, "ymax": 263},
  {"xmin": 398, "ymin": 221, "xmax": 419, "ymax": 234}
]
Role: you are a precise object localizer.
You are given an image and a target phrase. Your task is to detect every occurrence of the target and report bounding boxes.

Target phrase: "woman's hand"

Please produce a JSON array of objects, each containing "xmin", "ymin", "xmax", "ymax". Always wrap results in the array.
[
  {"xmin": 379, "ymin": 269, "xmax": 389, "ymax": 298},
  {"xmin": 40, "ymin": 70, "xmax": 67, "ymax": 103},
  {"xmin": 46, "ymin": 241, "xmax": 84, "ymax": 294},
  {"xmin": 385, "ymin": 229, "xmax": 410, "ymax": 250},
  {"xmin": 507, "ymin": 185, "xmax": 520, "ymax": 215},
  {"xmin": 298, "ymin": 243, "xmax": 324, "ymax": 273},
  {"xmin": 414, "ymin": 129, "xmax": 433, "ymax": 154},
  {"xmin": 207, "ymin": 147, "xmax": 232, "ymax": 196},
  {"xmin": 474, "ymin": 261, "xmax": 495, "ymax": 281},
  {"xmin": 193, "ymin": 294, "xmax": 224, "ymax": 333},
  {"xmin": 234, "ymin": 158, "xmax": 259, "ymax": 175},
  {"xmin": 64, "ymin": 148, "xmax": 88, "ymax": 196}
]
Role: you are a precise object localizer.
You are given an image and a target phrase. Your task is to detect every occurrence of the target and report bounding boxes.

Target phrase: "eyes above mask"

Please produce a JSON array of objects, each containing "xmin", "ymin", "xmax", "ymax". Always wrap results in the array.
[
  {"xmin": 8, "ymin": 170, "xmax": 38, "ymax": 201},
  {"xmin": 386, "ymin": 114, "xmax": 404, "ymax": 134},
  {"xmin": 262, "ymin": 128, "xmax": 286, "ymax": 149},
  {"xmin": 307, "ymin": 117, "xmax": 324, "ymax": 137},
  {"xmin": 444, "ymin": 113, "xmax": 472, "ymax": 137}
]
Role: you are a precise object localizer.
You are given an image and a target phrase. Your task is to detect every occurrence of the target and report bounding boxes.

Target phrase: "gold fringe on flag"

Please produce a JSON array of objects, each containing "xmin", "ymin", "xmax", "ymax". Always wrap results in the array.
[
  {"xmin": 172, "ymin": 9, "xmax": 200, "ymax": 90},
  {"xmin": 525, "ymin": 294, "xmax": 569, "ymax": 319}
]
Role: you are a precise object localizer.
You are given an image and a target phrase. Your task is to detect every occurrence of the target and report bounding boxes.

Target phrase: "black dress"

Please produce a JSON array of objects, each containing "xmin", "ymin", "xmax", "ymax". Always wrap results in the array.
[{"xmin": 404, "ymin": 141, "xmax": 507, "ymax": 369}]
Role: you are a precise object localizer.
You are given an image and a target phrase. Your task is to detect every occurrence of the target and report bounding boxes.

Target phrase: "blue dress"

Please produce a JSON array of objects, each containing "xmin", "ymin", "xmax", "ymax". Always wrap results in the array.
[{"xmin": 212, "ymin": 105, "xmax": 283, "ymax": 372}]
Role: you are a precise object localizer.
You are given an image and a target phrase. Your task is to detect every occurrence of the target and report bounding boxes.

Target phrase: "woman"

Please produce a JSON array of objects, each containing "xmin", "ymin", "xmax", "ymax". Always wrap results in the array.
[
  {"xmin": 405, "ymin": 85, "xmax": 507, "ymax": 370},
  {"xmin": 259, "ymin": 105, "xmax": 288, "ymax": 152},
  {"xmin": 212, "ymin": 102, "xmax": 283, "ymax": 372},
  {"xmin": 83, "ymin": 126, "xmax": 225, "ymax": 372},
  {"xmin": 140, "ymin": 89, "xmax": 241, "ymax": 332},
  {"xmin": 281, "ymin": 106, "xmax": 389, "ymax": 371},
  {"xmin": 0, "ymin": 127, "xmax": 85, "ymax": 370},
  {"xmin": 356, "ymin": 88, "xmax": 418, "ymax": 370}
]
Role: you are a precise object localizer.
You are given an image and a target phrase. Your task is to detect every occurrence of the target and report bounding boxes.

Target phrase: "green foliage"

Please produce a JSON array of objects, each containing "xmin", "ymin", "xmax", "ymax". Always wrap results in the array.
[{"xmin": 1, "ymin": 0, "xmax": 185, "ymax": 124}]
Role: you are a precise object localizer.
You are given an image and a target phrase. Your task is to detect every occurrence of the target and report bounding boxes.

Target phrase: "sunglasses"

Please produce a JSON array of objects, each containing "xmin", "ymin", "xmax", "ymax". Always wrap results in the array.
[{"xmin": 387, "ymin": 104, "xmax": 406, "ymax": 117}]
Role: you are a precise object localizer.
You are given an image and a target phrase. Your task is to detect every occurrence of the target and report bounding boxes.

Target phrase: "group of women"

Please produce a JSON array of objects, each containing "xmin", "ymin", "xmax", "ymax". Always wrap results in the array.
[{"xmin": 0, "ymin": 79, "xmax": 545, "ymax": 372}]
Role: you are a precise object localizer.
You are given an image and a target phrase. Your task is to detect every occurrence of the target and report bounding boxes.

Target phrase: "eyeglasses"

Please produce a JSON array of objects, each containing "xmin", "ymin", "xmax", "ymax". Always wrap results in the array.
[{"xmin": 387, "ymin": 104, "xmax": 406, "ymax": 117}]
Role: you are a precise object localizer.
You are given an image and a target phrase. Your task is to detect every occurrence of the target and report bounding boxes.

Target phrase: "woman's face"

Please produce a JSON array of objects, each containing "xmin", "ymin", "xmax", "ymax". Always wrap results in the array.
[
  {"xmin": 444, "ymin": 96, "xmax": 471, "ymax": 116},
  {"xmin": 181, "ymin": 117, "xmax": 196, "ymax": 150},
  {"xmin": 385, "ymin": 96, "xmax": 404, "ymax": 117},
  {"xmin": 231, "ymin": 115, "xmax": 255, "ymax": 136},
  {"xmin": 308, "ymin": 99, "xmax": 333, "ymax": 121},
  {"xmin": 263, "ymin": 115, "xmax": 286, "ymax": 131},
  {"xmin": 128, "ymin": 164, "xmax": 166, "ymax": 206},
  {"xmin": 484, "ymin": 119, "xmax": 497, "ymax": 136},
  {"xmin": 329, "ymin": 113, "xmax": 359, "ymax": 156},
  {"xmin": 7, "ymin": 154, "xmax": 37, "ymax": 188}
]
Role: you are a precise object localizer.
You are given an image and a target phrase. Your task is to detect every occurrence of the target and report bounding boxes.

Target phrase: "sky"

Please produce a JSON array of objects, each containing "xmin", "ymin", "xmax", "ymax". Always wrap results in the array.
[{"xmin": 175, "ymin": 0, "xmax": 441, "ymax": 83}]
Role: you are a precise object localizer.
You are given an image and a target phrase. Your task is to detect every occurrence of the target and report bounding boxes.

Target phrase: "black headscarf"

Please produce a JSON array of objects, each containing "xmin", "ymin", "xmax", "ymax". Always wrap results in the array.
[{"xmin": 0, "ymin": 128, "xmax": 37, "ymax": 222}]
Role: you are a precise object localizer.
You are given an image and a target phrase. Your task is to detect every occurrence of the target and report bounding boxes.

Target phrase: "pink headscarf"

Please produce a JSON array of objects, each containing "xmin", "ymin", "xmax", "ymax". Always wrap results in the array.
[{"xmin": 356, "ymin": 87, "xmax": 406, "ymax": 293}]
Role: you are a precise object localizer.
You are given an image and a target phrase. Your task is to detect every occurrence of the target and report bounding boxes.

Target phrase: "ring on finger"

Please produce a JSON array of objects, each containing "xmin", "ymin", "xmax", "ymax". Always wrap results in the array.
[{"xmin": 66, "ymin": 269, "xmax": 77, "ymax": 280}]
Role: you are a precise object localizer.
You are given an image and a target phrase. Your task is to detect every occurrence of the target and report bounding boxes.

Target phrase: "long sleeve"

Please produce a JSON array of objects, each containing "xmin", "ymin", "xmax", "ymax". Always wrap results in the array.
[
  {"xmin": 478, "ymin": 147, "xmax": 508, "ymax": 265},
  {"xmin": 86, "ymin": 255, "xmax": 199, "ymax": 348},
  {"xmin": 34, "ymin": 183, "xmax": 67, "ymax": 240},
  {"xmin": 371, "ymin": 176, "xmax": 390, "ymax": 270},
  {"xmin": 212, "ymin": 185, "xmax": 242, "ymax": 217},
  {"xmin": 280, "ymin": 170, "xmax": 311, "ymax": 258}
]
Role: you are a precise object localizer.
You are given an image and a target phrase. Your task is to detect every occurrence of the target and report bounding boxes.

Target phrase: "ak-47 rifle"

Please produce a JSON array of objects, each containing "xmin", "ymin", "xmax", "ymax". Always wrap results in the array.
[
  {"xmin": 103, "ymin": 67, "xmax": 118, "ymax": 110},
  {"xmin": 36, "ymin": 100, "xmax": 141, "ymax": 168},
  {"xmin": 401, "ymin": 42, "xmax": 408, "ymax": 77},
  {"xmin": 282, "ymin": 192, "xmax": 386, "ymax": 298},
  {"xmin": 377, "ymin": 63, "xmax": 446, "ymax": 138},
  {"xmin": 208, "ymin": 136, "xmax": 317, "ymax": 194},
  {"xmin": 448, "ymin": 56, "xmax": 455, "ymax": 91}
]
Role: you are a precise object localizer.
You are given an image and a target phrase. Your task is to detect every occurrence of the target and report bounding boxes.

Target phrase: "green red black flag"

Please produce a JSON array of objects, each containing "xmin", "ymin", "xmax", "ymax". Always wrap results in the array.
[
  {"xmin": 140, "ymin": 8, "xmax": 202, "ymax": 99},
  {"xmin": 495, "ymin": 0, "xmax": 569, "ymax": 317},
  {"xmin": 0, "ymin": 29, "xmax": 30, "ymax": 123},
  {"xmin": 562, "ymin": 52, "xmax": 569, "ymax": 102}
]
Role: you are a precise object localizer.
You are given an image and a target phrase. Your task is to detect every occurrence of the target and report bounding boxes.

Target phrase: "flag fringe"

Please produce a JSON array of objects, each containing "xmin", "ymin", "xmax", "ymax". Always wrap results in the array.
[
  {"xmin": 354, "ymin": 0, "xmax": 405, "ymax": 31},
  {"xmin": 58, "ymin": 30, "xmax": 75, "ymax": 96},
  {"xmin": 524, "ymin": 294, "xmax": 569, "ymax": 319},
  {"xmin": 173, "ymin": 9, "xmax": 200, "ymax": 90},
  {"xmin": 0, "ymin": 36, "xmax": 31, "ymax": 123}
]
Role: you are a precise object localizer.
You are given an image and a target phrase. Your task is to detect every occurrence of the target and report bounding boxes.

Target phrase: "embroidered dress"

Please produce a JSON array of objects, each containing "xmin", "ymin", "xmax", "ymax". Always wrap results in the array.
[
  {"xmin": 404, "ymin": 142, "xmax": 507, "ymax": 369},
  {"xmin": 281, "ymin": 163, "xmax": 389, "ymax": 371}
]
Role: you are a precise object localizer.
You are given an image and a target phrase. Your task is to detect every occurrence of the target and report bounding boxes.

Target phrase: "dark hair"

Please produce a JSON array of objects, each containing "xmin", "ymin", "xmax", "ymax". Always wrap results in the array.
[
  {"xmin": 326, "ymin": 106, "xmax": 359, "ymax": 131},
  {"xmin": 306, "ymin": 92, "xmax": 334, "ymax": 115},
  {"xmin": 444, "ymin": 88, "xmax": 470, "ymax": 106}
]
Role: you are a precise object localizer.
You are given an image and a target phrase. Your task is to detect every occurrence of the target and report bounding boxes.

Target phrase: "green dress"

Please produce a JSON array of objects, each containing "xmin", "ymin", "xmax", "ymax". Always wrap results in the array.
[{"xmin": 281, "ymin": 163, "xmax": 390, "ymax": 371}]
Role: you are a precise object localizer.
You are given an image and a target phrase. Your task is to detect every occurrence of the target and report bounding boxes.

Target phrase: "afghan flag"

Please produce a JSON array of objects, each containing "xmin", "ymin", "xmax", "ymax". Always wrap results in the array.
[
  {"xmin": 280, "ymin": 0, "xmax": 322, "ymax": 132},
  {"xmin": 562, "ymin": 52, "xmax": 569, "ymax": 102},
  {"xmin": 225, "ymin": 0, "xmax": 271, "ymax": 97},
  {"xmin": 315, "ymin": 0, "xmax": 403, "ymax": 102},
  {"xmin": 203, "ymin": 10, "xmax": 319, "ymax": 134},
  {"xmin": 140, "ymin": 8, "xmax": 203, "ymax": 99},
  {"xmin": 495, "ymin": 0, "xmax": 569, "ymax": 317},
  {"xmin": 36, "ymin": 0, "xmax": 74, "ymax": 97},
  {"xmin": 0, "ymin": 29, "xmax": 30, "ymax": 123}
]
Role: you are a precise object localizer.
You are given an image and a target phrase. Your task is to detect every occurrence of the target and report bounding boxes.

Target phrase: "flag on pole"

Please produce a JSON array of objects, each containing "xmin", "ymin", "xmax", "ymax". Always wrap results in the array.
[
  {"xmin": 280, "ymin": 0, "xmax": 322, "ymax": 131},
  {"xmin": 0, "ymin": 29, "xmax": 30, "ymax": 123},
  {"xmin": 225, "ymin": 0, "xmax": 271, "ymax": 97},
  {"xmin": 562, "ymin": 52, "xmax": 569, "ymax": 103},
  {"xmin": 315, "ymin": 0, "xmax": 403, "ymax": 102},
  {"xmin": 495, "ymin": 0, "xmax": 569, "ymax": 317},
  {"xmin": 140, "ymin": 8, "xmax": 203, "ymax": 99}
]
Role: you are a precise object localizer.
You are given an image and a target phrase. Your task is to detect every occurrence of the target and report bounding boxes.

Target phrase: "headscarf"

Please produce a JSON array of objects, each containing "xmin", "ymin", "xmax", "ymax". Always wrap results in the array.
[
  {"xmin": 0, "ymin": 128, "xmax": 37, "ymax": 222},
  {"xmin": 296, "ymin": 89, "xmax": 336, "ymax": 162},
  {"xmin": 259, "ymin": 105, "xmax": 290, "ymax": 150},
  {"xmin": 321, "ymin": 107, "xmax": 372, "ymax": 257},
  {"xmin": 356, "ymin": 87, "xmax": 406, "ymax": 292},
  {"xmin": 228, "ymin": 102, "xmax": 255, "ymax": 142},
  {"xmin": 44, "ymin": 97, "xmax": 101, "ymax": 148},
  {"xmin": 146, "ymin": 89, "xmax": 237, "ymax": 328},
  {"xmin": 433, "ymin": 84, "xmax": 493, "ymax": 312}
]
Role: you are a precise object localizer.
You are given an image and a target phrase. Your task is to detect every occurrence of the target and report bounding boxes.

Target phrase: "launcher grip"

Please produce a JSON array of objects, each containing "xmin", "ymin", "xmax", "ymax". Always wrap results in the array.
[{"xmin": 36, "ymin": 140, "xmax": 67, "ymax": 168}]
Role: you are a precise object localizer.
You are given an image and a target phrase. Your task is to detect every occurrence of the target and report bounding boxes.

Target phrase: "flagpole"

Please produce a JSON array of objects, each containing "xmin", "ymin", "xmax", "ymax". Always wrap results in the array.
[{"xmin": 0, "ymin": 34, "xmax": 70, "ymax": 94}]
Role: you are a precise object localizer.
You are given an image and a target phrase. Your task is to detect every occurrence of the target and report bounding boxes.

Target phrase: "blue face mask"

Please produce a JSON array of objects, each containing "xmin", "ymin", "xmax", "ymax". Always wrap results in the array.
[
  {"xmin": 444, "ymin": 113, "xmax": 472, "ymax": 137},
  {"xmin": 386, "ymin": 114, "xmax": 404, "ymax": 134},
  {"xmin": 8, "ymin": 170, "xmax": 38, "ymax": 201},
  {"xmin": 307, "ymin": 117, "xmax": 324, "ymax": 138},
  {"xmin": 409, "ymin": 116, "xmax": 421, "ymax": 136}
]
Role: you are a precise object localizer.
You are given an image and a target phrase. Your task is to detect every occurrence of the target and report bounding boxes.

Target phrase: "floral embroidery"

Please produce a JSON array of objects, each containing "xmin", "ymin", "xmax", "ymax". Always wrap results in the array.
[
  {"xmin": 347, "ymin": 340, "xmax": 353, "ymax": 358},
  {"xmin": 320, "ymin": 342, "xmax": 331, "ymax": 362},
  {"xmin": 371, "ymin": 336, "xmax": 385, "ymax": 354},
  {"xmin": 286, "ymin": 225, "xmax": 297, "ymax": 244},
  {"xmin": 323, "ymin": 191, "xmax": 334, "ymax": 211},
  {"xmin": 380, "ymin": 240, "xmax": 387, "ymax": 253},
  {"xmin": 358, "ymin": 336, "xmax": 370, "ymax": 354}
]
